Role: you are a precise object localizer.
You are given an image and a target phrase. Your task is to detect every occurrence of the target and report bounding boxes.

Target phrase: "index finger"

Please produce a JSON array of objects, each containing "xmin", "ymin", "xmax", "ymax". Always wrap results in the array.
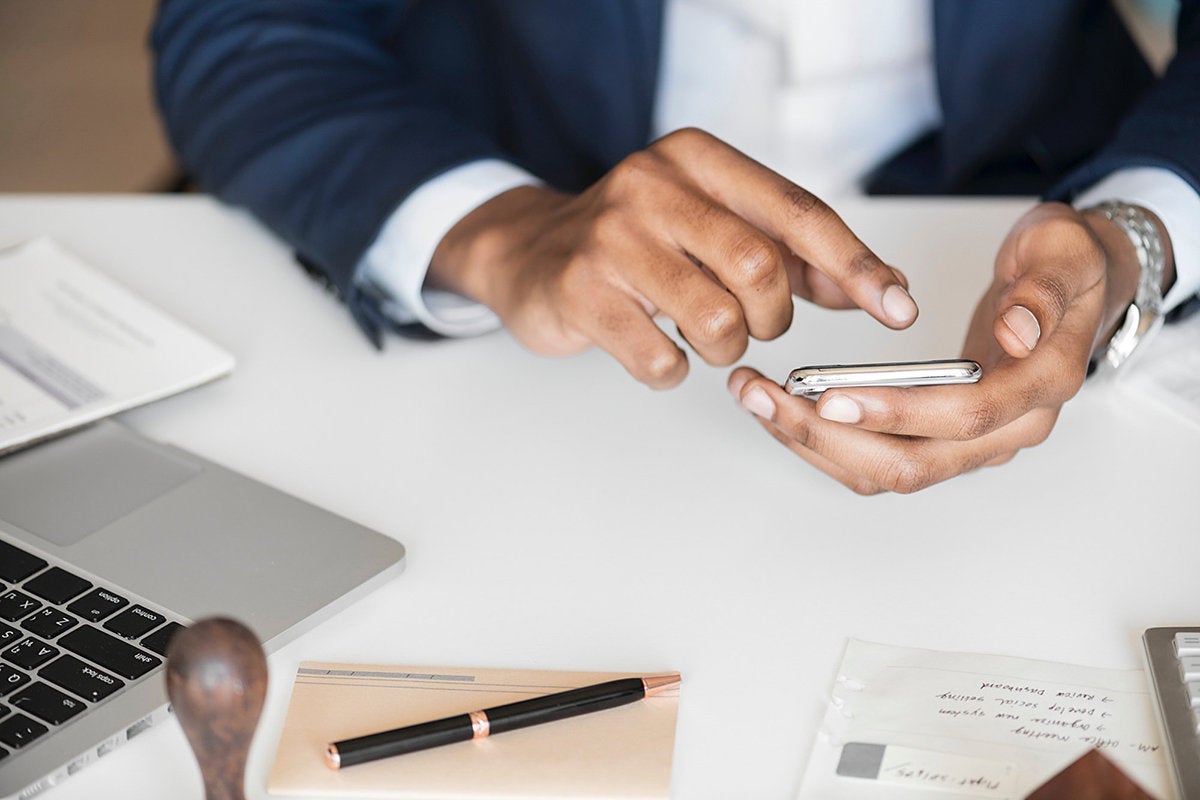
[{"xmin": 657, "ymin": 129, "xmax": 919, "ymax": 329}]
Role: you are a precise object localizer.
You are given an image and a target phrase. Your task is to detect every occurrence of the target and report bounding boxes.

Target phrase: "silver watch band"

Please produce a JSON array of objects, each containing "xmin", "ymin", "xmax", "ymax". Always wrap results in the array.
[{"xmin": 1084, "ymin": 200, "xmax": 1167, "ymax": 375}]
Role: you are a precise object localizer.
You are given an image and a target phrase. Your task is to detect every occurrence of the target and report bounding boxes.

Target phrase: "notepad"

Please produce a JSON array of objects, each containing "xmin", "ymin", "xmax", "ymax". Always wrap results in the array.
[
  {"xmin": 0, "ymin": 237, "xmax": 234, "ymax": 454},
  {"xmin": 267, "ymin": 662, "xmax": 681, "ymax": 799}
]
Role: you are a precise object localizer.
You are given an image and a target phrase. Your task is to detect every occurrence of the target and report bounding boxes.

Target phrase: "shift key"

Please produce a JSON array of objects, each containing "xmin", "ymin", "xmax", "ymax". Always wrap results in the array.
[{"xmin": 59, "ymin": 626, "xmax": 161, "ymax": 679}]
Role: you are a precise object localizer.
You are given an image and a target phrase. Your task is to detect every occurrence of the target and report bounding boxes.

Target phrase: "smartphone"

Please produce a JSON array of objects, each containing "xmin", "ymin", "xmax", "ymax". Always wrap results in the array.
[{"xmin": 784, "ymin": 358, "xmax": 982, "ymax": 399}]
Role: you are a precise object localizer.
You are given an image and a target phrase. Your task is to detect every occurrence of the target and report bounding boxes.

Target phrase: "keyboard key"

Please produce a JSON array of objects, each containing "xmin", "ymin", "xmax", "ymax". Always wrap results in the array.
[
  {"xmin": 1181, "ymin": 656, "xmax": 1200, "ymax": 683},
  {"xmin": 0, "ymin": 713, "xmax": 48, "ymax": 748},
  {"xmin": 0, "ymin": 622, "xmax": 21, "ymax": 646},
  {"xmin": 140, "ymin": 621, "xmax": 184, "ymax": 656},
  {"xmin": 1177, "ymin": 632, "xmax": 1200, "ymax": 657},
  {"xmin": 24, "ymin": 567, "xmax": 91, "ymax": 604},
  {"xmin": 11, "ymin": 682, "xmax": 85, "ymax": 726},
  {"xmin": 40, "ymin": 655, "xmax": 123, "ymax": 703},
  {"xmin": 59, "ymin": 626, "xmax": 160, "ymax": 680},
  {"xmin": 1189, "ymin": 682, "xmax": 1200, "ymax": 708},
  {"xmin": 3, "ymin": 638, "xmax": 60, "ymax": 670},
  {"xmin": 66, "ymin": 587, "xmax": 128, "ymax": 623},
  {"xmin": 105, "ymin": 605, "xmax": 166, "ymax": 640},
  {"xmin": 0, "ymin": 665, "xmax": 30, "ymax": 697},
  {"xmin": 0, "ymin": 541, "xmax": 47, "ymax": 582},
  {"xmin": 21, "ymin": 608, "xmax": 79, "ymax": 639},
  {"xmin": 0, "ymin": 704, "xmax": 8, "ymax": 719},
  {"xmin": 0, "ymin": 590, "xmax": 42, "ymax": 622}
]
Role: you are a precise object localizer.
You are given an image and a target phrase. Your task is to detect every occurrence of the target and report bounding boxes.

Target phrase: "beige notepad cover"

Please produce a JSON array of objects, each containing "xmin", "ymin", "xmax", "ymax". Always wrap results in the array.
[{"xmin": 267, "ymin": 662, "xmax": 680, "ymax": 799}]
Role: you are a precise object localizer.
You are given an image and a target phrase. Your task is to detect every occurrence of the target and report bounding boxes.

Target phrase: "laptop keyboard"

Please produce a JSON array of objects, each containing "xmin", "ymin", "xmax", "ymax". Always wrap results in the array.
[{"xmin": 0, "ymin": 537, "xmax": 184, "ymax": 762}]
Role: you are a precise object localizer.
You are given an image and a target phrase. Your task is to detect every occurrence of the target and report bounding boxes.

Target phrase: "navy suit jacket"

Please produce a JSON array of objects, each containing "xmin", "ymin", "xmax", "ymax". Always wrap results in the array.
[{"xmin": 153, "ymin": 0, "xmax": 1200, "ymax": 338}]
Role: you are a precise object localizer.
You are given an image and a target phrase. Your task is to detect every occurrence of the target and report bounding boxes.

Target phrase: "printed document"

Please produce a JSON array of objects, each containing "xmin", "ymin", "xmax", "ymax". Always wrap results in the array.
[{"xmin": 0, "ymin": 238, "xmax": 233, "ymax": 454}]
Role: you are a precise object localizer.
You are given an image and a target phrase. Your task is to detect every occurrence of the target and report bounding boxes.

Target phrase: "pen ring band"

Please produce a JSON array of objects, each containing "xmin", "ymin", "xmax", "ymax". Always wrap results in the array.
[{"xmin": 469, "ymin": 710, "xmax": 490, "ymax": 739}]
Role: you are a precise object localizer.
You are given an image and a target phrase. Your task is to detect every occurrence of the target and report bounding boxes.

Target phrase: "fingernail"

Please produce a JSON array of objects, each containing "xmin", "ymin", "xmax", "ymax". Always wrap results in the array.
[
  {"xmin": 819, "ymin": 395, "xmax": 862, "ymax": 424},
  {"xmin": 728, "ymin": 371, "xmax": 750, "ymax": 400},
  {"xmin": 741, "ymin": 387, "xmax": 775, "ymax": 420},
  {"xmin": 1002, "ymin": 305, "xmax": 1041, "ymax": 352},
  {"xmin": 881, "ymin": 284, "xmax": 917, "ymax": 326}
]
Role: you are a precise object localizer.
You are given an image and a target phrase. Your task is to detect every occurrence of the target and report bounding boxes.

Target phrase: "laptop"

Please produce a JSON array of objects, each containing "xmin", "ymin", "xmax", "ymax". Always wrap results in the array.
[{"xmin": 0, "ymin": 421, "xmax": 406, "ymax": 799}]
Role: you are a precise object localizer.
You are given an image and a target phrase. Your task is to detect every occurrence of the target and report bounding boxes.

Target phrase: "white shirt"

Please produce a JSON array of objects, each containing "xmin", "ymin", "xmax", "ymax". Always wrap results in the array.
[{"xmin": 357, "ymin": 0, "xmax": 1200, "ymax": 337}]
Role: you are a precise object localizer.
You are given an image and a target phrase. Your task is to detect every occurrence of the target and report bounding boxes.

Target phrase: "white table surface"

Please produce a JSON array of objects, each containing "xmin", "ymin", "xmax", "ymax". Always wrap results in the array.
[{"xmin": 2, "ymin": 195, "xmax": 1197, "ymax": 800}]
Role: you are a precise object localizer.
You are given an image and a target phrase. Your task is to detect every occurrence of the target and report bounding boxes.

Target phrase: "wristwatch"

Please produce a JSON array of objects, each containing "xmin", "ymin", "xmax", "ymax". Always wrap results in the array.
[{"xmin": 1084, "ymin": 200, "xmax": 1167, "ymax": 376}]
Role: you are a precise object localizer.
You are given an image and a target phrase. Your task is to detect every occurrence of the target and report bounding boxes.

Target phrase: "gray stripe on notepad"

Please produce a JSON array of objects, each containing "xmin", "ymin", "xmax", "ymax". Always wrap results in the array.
[{"xmin": 297, "ymin": 668, "xmax": 475, "ymax": 682}]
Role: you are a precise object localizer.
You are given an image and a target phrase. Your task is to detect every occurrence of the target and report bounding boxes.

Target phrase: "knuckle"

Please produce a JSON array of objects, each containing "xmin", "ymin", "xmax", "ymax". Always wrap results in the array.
[
  {"xmin": 782, "ymin": 184, "xmax": 828, "ymax": 219},
  {"xmin": 1025, "ymin": 271, "xmax": 1073, "ymax": 318},
  {"xmin": 725, "ymin": 234, "xmax": 782, "ymax": 288},
  {"xmin": 850, "ymin": 481, "xmax": 885, "ymax": 496},
  {"xmin": 607, "ymin": 150, "xmax": 664, "ymax": 197},
  {"xmin": 635, "ymin": 346, "xmax": 686, "ymax": 386},
  {"xmin": 693, "ymin": 297, "xmax": 744, "ymax": 346},
  {"xmin": 879, "ymin": 454, "xmax": 935, "ymax": 495},
  {"xmin": 844, "ymin": 247, "xmax": 884, "ymax": 279},
  {"xmin": 654, "ymin": 126, "xmax": 711, "ymax": 155},
  {"xmin": 954, "ymin": 402, "xmax": 1002, "ymax": 441},
  {"xmin": 780, "ymin": 414, "xmax": 817, "ymax": 451},
  {"xmin": 1026, "ymin": 408, "xmax": 1060, "ymax": 447}
]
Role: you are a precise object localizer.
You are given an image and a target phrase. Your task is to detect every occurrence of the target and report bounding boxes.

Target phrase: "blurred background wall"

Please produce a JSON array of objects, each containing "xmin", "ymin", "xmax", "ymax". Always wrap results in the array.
[{"xmin": 0, "ymin": 0, "xmax": 177, "ymax": 192}]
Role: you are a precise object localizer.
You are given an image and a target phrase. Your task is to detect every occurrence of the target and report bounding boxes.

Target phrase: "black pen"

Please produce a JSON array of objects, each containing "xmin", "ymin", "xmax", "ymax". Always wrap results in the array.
[{"xmin": 324, "ymin": 673, "xmax": 681, "ymax": 769}]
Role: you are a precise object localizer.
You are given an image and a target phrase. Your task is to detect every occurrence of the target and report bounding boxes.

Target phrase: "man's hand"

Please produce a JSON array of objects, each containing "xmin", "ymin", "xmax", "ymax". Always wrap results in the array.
[
  {"xmin": 428, "ymin": 128, "xmax": 918, "ymax": 389},
  {"xmin": 728, "ymin": 201, "xmax": 1174, "ymax": 494}
]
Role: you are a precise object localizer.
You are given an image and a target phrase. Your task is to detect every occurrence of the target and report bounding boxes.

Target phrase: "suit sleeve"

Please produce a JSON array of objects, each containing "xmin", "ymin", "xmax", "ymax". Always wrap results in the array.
[
  {"xmin": 1050, "ymin": 0, "xmax": 1200, "ymax": 199},
  {"xmin": 152, "ymin": 0, "xmax": 507, "ymax": 302}
]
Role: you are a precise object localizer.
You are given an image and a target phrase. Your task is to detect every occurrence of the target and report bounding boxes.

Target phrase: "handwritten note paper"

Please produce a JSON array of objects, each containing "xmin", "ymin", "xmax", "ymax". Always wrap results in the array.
[{"xmin": 796, "ymin": 639, "xmax": 1171, "ymax": 800}]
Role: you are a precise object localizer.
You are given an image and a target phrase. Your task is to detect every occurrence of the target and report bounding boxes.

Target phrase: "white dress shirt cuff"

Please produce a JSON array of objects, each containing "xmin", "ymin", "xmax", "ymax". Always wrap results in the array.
[
  {"xmin": 1073, "ymin": 166, "xmax": 1200, "ymax": 312},
  {"xmin": 357, "ymin": 159, "xmax": 540, "ymax": 337}
]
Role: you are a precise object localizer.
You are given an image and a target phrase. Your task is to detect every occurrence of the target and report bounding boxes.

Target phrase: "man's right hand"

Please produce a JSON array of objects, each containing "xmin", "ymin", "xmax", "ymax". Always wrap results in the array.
[{"xmin": 427, "ymin": 128, "xmax": 919, "ymax": 389}]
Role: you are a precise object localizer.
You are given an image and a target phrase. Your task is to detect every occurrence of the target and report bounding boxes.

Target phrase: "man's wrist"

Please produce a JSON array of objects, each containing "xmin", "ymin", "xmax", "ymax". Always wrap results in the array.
[{"xmin": 428, "ymin": 184, "xmax": 564, "ymax": 314}]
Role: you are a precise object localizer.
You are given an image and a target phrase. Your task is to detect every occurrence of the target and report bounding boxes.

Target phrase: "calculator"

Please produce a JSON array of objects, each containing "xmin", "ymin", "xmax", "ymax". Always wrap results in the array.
[{"xmin": 1144, "ymin": 627, "xmax": 1200, "ymax": 799}]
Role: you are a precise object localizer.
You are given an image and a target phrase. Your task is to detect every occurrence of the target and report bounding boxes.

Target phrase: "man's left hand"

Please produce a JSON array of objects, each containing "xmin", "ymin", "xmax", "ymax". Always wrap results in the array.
[{"xmin": 727, "ymin": 201, "xmax": 1167, "ymax": 494}]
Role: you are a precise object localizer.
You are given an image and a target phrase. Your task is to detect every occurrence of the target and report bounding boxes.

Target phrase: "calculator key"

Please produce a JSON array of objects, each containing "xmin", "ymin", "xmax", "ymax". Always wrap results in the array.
[
  {"xmin": 66, "ymin": 587, "xmax": 128, "ymax": 623},
  {"xmin": 11, "ymin": 682, "xmax": 85, "ymax": 726},
  {"xmin": 0, "ymin": 590, "xmax": 42, "ymax": 622},
  {"xmin": 140, "ymin": 621, "xmax": 184, "ymax": 656},
  {"xmin": 1176, "ymin": 632, "xmax": 1200, "ymax": 657},
  {"xmin": 21, "ymin": 608, "xmax": 80, "ymax": 639},
  {"xmin": 0, "ymin": 622, "xmax": 21, "ymax": 646},
  {"xmin": 0, "ymin": 541, "xmax": 47, "ymax": 582},
  {"xmin": 104, "ymin": 605, "xmax": 165, "ymax": 640},
  {"xmin": 39, "ymin": 655, "xmax": 123, "ymax": 702},
  {"xmin": 24, "ymin": 567, "xmax": 91, "ymax": 604},
  {"xmin": 1181, "ymin": 656, "xmax": 1200, "ymax": 682},
  {"xmin": 0, "ymin": 713, "xmax": 48, "ymax": 748},
  {"xmin": 59, "ymin": 626, "xmax": 160, "ymax": 679},
  {"xmin": 0, "ymin": 665, "xmax": 30, "ymax": 697}
]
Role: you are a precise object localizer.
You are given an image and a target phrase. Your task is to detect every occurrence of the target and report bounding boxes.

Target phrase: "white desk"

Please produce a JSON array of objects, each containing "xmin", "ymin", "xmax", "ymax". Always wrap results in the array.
[{"xmin": 2, "ymin": 195, "xmax": 1197, "ymax": 800}]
